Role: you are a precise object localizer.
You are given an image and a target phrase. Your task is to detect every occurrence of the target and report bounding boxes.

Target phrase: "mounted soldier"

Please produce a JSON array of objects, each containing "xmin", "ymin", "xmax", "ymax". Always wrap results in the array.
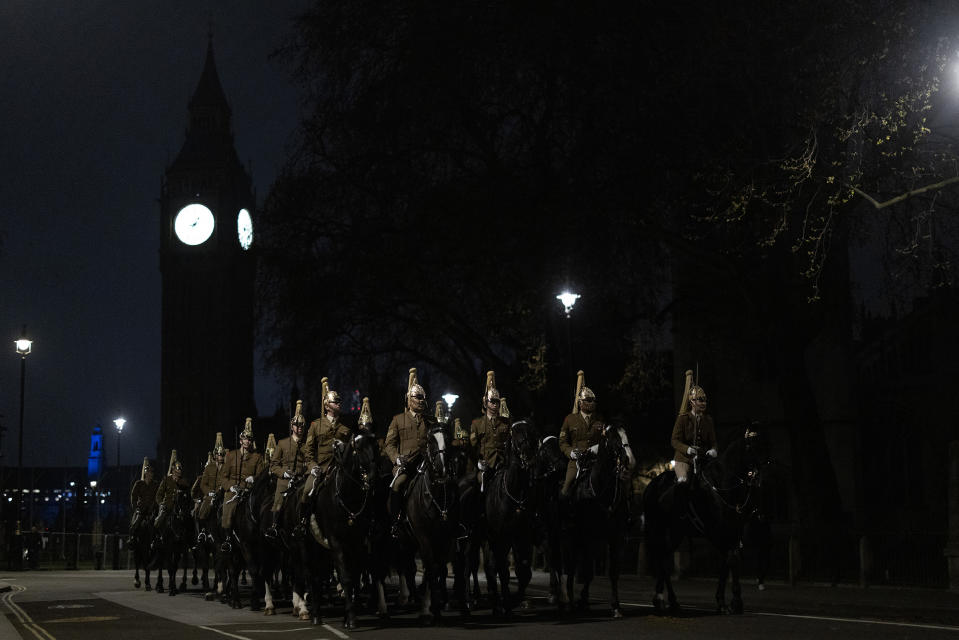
[
  {"xmin": 470, "ymin": 370, "xmax": 512, "ymax": 492},
  {"xmin": 129, "ymin": 457, "xmax": 158, "ymax": 534},
  {"xmin": 221, "ymin": 418, "xmax": 266, "ymax": 552},
  {"xmin": 155, "ymin": 450, "xmax": 191, "ymax": 530},
  {"xmin": 296, "ymin": 378, "xmax": 352, "ymax": 536},
  {"xmin": 194, "ymin": 433, "xmax": 227, "ymax": 542},
  {"xmin": 559, "ymin": 370, "xmax": 605, "ymax": 497},
  {"xmin": 267, "ymin": 400, "xmax": 311, "ymax": 540},
  {"xmin": 671, "ymin": 369, "xmax": 717, "ymax": 480},
  {"xmin": 384, "ymin": 367, "xmax": 433, "ymax": 536}
]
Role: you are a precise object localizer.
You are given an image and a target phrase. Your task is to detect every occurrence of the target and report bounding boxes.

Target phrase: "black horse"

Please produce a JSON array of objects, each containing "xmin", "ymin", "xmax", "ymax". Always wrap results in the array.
[
  {"xmin": 404, "ymin": 426, "xmax": 460, "ymax": 624},
  {"xmin": 531, "ymin": 433, "xmax": 569, "ymax": 607},
  {"xmin": 482, "ymin": 419, "xmax": 538, "ymax": 615},
  {"xmin": 643, "ymin": 431, "xmax": 768, "ymax": 615},
  {"xmin": 310, "ymin": 431, "xmax": 379, "ymax": 629},
  {"xmin": 562, "ymin": 424, "xmax": 635, "ymax": 618},
  {"xmin": 225, "ymin": 469, "xmax": 273, "ymax": 610},
  {"xmin": 192, "ymin": 492, "xmax": 222, "ymax": 595},
  {"xmin": 153, "ymin": 488, "xmax": 193, "ymax": 596}
]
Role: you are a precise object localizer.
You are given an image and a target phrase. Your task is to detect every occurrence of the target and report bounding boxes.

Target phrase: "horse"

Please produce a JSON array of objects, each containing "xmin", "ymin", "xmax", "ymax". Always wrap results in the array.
[
  {"xmin": 643, "ymin": 431, "xmax": 767, "ymax": 615},
  {"xmin": 531, "ymin": 433, "xmax": 570, "ymax": 607},
  {"xmin": 192, "ymin": 491, "xmax": 222, "ymax": 594},
  {"xmin": 401, "ymin": 425, "xmax": 460, "ymax": 624},
  {"xmin": 309, "ymin": 430, "xmax": 380, "ymax": 629},
  {"xmin": 130, "ymin": 507, "xmax": 157, "ymax": 590},
  {"xmin": 450, "ymin": 440, "xmax": 482, "ymax": 614},
  {"xmin": 225, "ymin": 468, "xmax": 273, "ymax": 610},
  {"xmin": 481, "ymin": 419, "xmax": 538, "ymax": 615},
  {"xmin": 562, "ymin": 424, "xmax": 635, "ymax": 618},
  {"xmin": 152, "ymin": 488, "xmax": 194, "ymax": 596}
]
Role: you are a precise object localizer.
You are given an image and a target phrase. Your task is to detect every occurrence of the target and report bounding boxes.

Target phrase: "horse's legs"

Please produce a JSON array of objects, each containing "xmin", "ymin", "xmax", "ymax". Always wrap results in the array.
[
  {"xmin": 493, "ymin": 542, "xmax": 512, "ymax": 615},
  {"xmin": 716, "ymin": 551, "xmax": 730, "ymax": 613},
  {"xmin": 608, "ymin": 534, "xmax": 623, "ymax": 618},
  {"xmin": 134, "ymin": 563, "xmax": 141, "ymax": 589},
  {"xmin": 514, "ymin": 540, "xmax": 533, "ymax": 609},
  {"xmin": 730, "ymin": 545, "xmax": 744, "ymax": 614}
]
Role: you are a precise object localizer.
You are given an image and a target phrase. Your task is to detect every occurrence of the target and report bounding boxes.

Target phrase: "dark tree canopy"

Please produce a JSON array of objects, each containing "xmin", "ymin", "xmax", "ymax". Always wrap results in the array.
[{"xmin": 260, "ymin": 0, "xmax": 959, "ymax": 527}]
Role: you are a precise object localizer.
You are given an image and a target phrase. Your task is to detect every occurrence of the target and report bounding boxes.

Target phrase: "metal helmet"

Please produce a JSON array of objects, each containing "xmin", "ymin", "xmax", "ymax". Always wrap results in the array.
[
  {"xmin": 240, "ymin": 417, "xmax": 254, "ymax": 441},
  {"xmin": 689, "ymin": 385, "xmax": 707, "ymax": 403},
  {"xmin": 358, "ymin": 396, "xmax": 373, "ymax": 428},
  {"xmin": 167, "ymin": 450, "xmax": 182, "ymax": 475},
  {"xmin": 213, "ymin": 432, "xmax": 225, "ymax": 457},
  {"xmin": 453, "ymin": 417, "xmax": 467, "ymax": 440},
  {"xmin": 291, "ymin": 399, "xmax": 306, "ymax": 429},
  {"xmin": 321, "ymin": 377, "xmax": 341, "ymax": 407},
  {"xmin": 140, "ymin": 457, "xmax": 154, "ymax": 481},
  {"xmin": 265, "ymin": 433, "xmax": 277, "ymax": 462},
  {"xmin": 435, "ymin": 400, "xmax": 450, "ymax": 424},
  {"xmin": 203, "ymin": 451, "xmax": 212, "ymax": 467},
  {"xmin": 483, "ymin": 370, "xmax": 501, "ymax": 407},
  {"xmin": 406, "ymin": 368, "xmax": 425, "ymax": 403},
  {"xmin": 573, "ymin": 370, "xmax": 596, "ymax": 413}
]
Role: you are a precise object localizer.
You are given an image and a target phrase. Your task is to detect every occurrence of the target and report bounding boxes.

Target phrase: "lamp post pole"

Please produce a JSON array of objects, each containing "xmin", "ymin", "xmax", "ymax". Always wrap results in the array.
[
  {"xmin": 113, "ymin": 418, "xmax": 125, "ymax": 528},
  {"xmin": 556, "ymin": 292, "xmax": 580, "ymax": 381},
  {"xmin": 14, "ymin": 327, "xmax": 33, "ymax": 571}
]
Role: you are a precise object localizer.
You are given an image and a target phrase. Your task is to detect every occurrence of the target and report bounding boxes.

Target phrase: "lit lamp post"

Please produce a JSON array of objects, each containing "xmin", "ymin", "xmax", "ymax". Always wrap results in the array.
[
  {"xmin": 442, "ymin": 393, "xmax": 461, "ymax": 440},
  {"xmin": 556, "ymin": 292, "xmax": 580, "ymax": 379},
  {"xmin": 14, "ymin": 327, "xmax": 32, "ymax": 571}
]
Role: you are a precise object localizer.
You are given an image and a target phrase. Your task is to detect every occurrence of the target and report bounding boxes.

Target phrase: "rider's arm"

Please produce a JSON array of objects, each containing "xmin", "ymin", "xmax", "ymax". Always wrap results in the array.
[
  {"xmin": 670, "ymin": 414, "xmax": 690, "ymax": 455},
  {"xmin": 558, "ymin": 414, "xmax": 574, "ymax": 458},
  {"xmin": 384, "ymin": 415, "xmax": 400, "ymax": 463},
  {"xmin": 269, "ymin": 441, "xmax": 285, "ymax": 477}
]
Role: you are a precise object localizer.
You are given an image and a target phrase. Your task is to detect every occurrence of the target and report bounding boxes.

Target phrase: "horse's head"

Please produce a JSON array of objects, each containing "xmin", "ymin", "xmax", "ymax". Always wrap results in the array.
[
  {"xmin": 347, "ymin": 430, "xmax": 379, "ymax": 485},
  {"xmin": 507, "ymin": 419, "xmax": 536, "ymax": 469},
  {"xmin": 534, "ymin": 434, "xmax": 568, "ymax": 481},
  {"xmin": 425, "ymin": 425, "xmax": 449, "ymax": 479},
  {"xmin": 602, "ymin": 423, "xmax": 636, "ymax": 473}
]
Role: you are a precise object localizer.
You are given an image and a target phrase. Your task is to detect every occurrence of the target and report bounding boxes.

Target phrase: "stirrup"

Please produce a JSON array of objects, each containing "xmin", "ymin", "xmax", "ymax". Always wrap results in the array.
[
  {"xmin": 220, "ymin": 540, "xmax": 232, "ymax": 552},
  {"xmin": 292, "ymin": 518, "xmax": 308, "ymax": 539},
  {"xmin": 265, "ymin": 525, "xmax": 279, "ymax": 540}
]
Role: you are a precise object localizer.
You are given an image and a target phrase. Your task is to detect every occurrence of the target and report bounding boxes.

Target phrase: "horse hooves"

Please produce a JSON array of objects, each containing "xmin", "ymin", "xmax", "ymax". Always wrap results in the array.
[
  {"xmin": 419, "ymin": 614, "xmax": 435, "ymax": 627},
  {"xmin": 169, "ymin": 589, "xmax": 177, "ymax": 597},
  {"xmin": 343, "ymin": 617, "xmax": 356, "ymax": 630},
  {"xmin": 758, "ymin": 583, "xmax": 766, "ymax": 591},
  {"xmin": 547, "ymin": 594, "xmax": 557, "ymax": 605},
  {"xmin": 520, "ymin": 599, "xmax": 533, "ymax": 610},
  {"xmin": 134, "ymin": 582, "xmax": 141, "ymax": 589},
  {"xmin": 612, "ymin": 608, "xmax": 624, "ymax": 619},
  {"xmin": 156, "ymin": 586, "xmax": 164, "ymax": 594},
  {"xmin": 205, "ymin": 593, "xmax": 215, "ymax": 601},
  {"xmin": 299, "ymin": 612, "xmax": 311, "ymax": 621},
  {"xmin": 312, "ymin": 616, "xmax": 322, "ymax": 626},
  {"xmin": 264, "ymin": 608, "xmax": 274, "ymax": 616}
]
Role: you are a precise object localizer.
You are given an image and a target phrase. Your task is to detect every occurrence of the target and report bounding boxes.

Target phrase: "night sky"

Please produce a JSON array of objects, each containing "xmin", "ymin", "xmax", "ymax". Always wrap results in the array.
[{"xmin": 0, "ymin": 2, "xmax": 309, "ymax": 468}]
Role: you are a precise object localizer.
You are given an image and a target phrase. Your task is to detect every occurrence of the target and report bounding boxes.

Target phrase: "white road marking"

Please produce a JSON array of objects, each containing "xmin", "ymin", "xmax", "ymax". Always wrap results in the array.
[{"xmin": 198, "ymin": 626, "xmax": 254, "ymax": 640}]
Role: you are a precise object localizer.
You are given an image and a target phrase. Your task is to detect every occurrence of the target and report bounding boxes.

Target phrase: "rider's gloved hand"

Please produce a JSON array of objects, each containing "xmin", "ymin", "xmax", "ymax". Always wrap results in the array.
[
  {"xmin": 570, "ymin": 449, "xmax": 582, "ymax": 460},
  {"xmin": 230, "ymin": 485, "xmax": 239, "ymax": 494},
  {"xmin": 283, "ymin": 470, "xmax": 292, "ymax": 479},
  {"xmin": 310, "ymin": 466, "xmax": 321, "ymax": 477},
  {"xmin": 245, "ymin": 475, "xmax": 254, "ymax": 484},
  {"xmin": 396, "ymin": 456, "xmax": 406, "ymax": 466},
  {"xmin": 687, "ymin": 446, "xmax": 699, "ymax": 456},
  {"xmin": 707, "ymin": 448, "xmax": 717, "ymax": 458}
]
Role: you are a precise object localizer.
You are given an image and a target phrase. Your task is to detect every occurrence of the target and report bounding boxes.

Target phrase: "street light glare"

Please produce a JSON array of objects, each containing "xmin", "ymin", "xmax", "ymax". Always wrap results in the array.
[
  {"xmin": 114, "ymin": 417, "xmax": 126, "ymax": 432},
  {"xmin": 556, "ymin": 291, "xmax": 580, "ymax": 315},
  {"xmin": 442, "ymin": 393, "xmax": 459, "ymax": 409},
  {"xmin": 14, "ymin": 338, "xmax": 32, "ymax": 355}
]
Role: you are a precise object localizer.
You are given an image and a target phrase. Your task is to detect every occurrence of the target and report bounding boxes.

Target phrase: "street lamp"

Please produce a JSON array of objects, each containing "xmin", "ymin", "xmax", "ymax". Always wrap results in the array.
[
  {"xmin": 113, "ymin": 418, "xmax": 125, "ymax": 531},
  {"xmin": 556, "ymin": 291, "xmax": 579, "ymax": 378},
  {"xmin": 441, "ymin": 393, "xmax": 459, "ymax": 412},
  {"xmin": 14, "ymin": 326, "xmax": 32, "ymax": 570}
]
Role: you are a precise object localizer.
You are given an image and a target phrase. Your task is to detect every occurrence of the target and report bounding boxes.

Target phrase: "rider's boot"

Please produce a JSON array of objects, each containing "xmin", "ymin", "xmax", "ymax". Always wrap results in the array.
[
  {"xmin": 220, "ymin": 528, "xmax": 234, "ymax": 553},
  {"xmin": 292, "ymin": 503, "xmax": 309, "ymax": 539}
]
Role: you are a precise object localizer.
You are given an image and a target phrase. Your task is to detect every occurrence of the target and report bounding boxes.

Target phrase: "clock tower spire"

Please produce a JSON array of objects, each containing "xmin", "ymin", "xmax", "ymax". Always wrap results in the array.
[{"xmin": 158, "ymin": 34, "xmax": 256, "ymax": 474}]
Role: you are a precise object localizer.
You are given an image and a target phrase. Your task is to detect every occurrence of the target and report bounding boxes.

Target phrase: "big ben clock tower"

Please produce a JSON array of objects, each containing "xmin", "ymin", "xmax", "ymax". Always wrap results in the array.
[{"xmin": 158, "ymin": 34, "xmax": 256, "ymax": 472}]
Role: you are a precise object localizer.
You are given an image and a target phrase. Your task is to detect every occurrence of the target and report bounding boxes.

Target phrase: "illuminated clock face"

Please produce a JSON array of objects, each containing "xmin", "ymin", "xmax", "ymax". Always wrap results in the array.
[
  {"xmin": 174, "ymin": 203, "xmax": 215, "ymax": 245},
  {"xmin": 237, "ymin": 208, "xmax": 253, "ymax": 250}
]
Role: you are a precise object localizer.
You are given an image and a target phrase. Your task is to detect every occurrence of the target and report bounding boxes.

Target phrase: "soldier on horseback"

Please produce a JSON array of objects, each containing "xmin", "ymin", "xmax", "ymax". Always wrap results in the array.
[
  {"xmin": 221, "ymin": 418, "xmax": 266, "ymax": 552},
  {"xmin": 661, "ymin": 369, "xmax": 718, "ymax": 510},
  {"xmin": 295, "ymin": 378, "xmax": 352, "ymax": 537},
  {"xmin": 155, "ymin": 450, "xmax": 191, "ymax": 530},
  {"xmin": 194, "ymin": 433, "xmax": 227, "ymax": 543},
  {"xmin": 470, "ymin": 370, "xmax": 511, "ymax": 492},
  {"xmin": 559, "ymin": 370, "xmax": 605, "ymax": 497},
  {"xmin": 129, "ymin": 457, "xmax": 158, "ymax": 535},
  {"xmin": 385, "ymin": 367, "xmax": 433, "ymax": 537},
  {"xmin": 266, "ymin": 400, "xmax": 311, "ymax": 540}
]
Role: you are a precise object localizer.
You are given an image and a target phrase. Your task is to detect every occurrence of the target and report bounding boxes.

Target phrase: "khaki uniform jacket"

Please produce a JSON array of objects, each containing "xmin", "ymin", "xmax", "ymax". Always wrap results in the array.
[
  {"xmin": 130, "ymin": 479, "xmax": 158, "ymax": 513},
  {"xmin": 194, "ymin": 462, "xmax": 226, "ymax": 519},
  {"xmin": 470, "ymin": 415, "xmax": 511, "ymax": 468},
  {"xmin": 155, "ymin": 475, "xmax": 190, "ymax": 511},
  {"xmin": 305, "ymin": 416, "xmax": 352, "ymax": 472},
  {"xmin": 671, "ymin": 412, "xmax": 717, "ymax": 465},
  {"xmin": 384, "ymin": 410, "xmax": 429, "ymax": 464},
  {"xmin": 221, "ymin": 450, "xmax": 266, "ymax": 491},
  {"xmin": 558, "ymin": 411, "xmax": 605, "ymax": 459},
  {"xmin": 270, "ymin": 435, "xmax": 311, "ymax": 510}
]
